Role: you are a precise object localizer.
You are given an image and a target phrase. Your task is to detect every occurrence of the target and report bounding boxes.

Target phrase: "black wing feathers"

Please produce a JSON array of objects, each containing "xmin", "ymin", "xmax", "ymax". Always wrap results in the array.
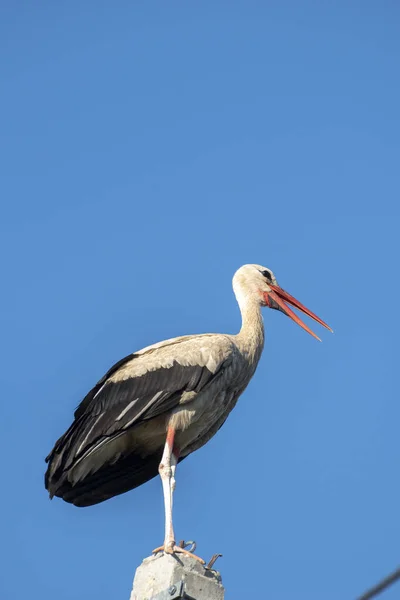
[
  {"xmin": 74, "ymin": 352, "xmax": 135, "ymax": 419},
  {"xmin": 73, "ymin": 361, "xmax": 215, "ymax": 430},
  {"xmin": 45, "ymin": 352, "xmax": 221, "ymax": 506}
]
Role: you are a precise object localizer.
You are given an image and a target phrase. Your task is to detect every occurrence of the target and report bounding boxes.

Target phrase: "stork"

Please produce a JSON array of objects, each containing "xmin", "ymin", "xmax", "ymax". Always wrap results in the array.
[{"xmin": 45, "ymin": 264, "xmax": 331, "ymax": 562}]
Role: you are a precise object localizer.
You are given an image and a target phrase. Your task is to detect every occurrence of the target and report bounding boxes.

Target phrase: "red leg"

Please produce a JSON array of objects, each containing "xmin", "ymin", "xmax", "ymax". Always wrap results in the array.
[{"xmin": 152, "ymin": 428, "xmax": 204, "ymax": 564}]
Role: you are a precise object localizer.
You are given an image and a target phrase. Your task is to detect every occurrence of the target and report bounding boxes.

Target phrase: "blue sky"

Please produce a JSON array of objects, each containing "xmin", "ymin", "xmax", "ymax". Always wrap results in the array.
[{"xmin": 1, "ymin": 2, "xmax": 399, "ymax": 599}]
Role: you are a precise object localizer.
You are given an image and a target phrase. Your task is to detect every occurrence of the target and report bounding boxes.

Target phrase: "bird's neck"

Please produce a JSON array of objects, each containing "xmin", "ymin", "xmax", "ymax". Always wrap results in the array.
[{"xmin": 235, "ymin": 294, "xmax": 265, "ymax": 366}]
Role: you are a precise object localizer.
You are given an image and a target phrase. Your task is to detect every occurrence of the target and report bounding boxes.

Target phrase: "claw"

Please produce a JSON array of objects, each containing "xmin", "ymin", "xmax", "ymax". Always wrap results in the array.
[{"xmin": 152, "ymin": 544, "xmax": 205, "ymax": 564}]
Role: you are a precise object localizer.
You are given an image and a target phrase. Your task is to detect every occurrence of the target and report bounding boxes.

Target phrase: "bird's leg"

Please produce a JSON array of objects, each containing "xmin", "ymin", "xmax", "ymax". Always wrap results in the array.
[
  {"xmin": 153, "ymin": 428, "xmax": 204, "ymax": 564},
  {"xmin": 160, "ymin": 427, "xmax": 175, "ymax": 553},
  {"xmin": 170, "ymin": 450, "xmax": 177, "ymax": 517}
]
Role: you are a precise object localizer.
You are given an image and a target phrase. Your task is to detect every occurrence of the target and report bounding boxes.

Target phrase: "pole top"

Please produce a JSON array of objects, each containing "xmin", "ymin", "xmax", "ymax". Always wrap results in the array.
[{"xmin": 130, "ymin": 552, "xmax": 225, "ymax": 600}]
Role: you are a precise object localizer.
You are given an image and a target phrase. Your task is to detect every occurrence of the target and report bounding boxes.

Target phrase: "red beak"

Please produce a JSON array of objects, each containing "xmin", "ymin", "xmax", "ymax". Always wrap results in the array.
[{"xmin": 264, "ymin": 285, "xmax": 332, "ymax": 341}]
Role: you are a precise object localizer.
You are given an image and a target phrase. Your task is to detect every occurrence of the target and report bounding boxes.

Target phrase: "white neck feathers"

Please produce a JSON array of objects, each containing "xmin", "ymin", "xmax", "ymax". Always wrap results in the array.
[{"xmin": 233, "ymin": 279, "xmax": 265, "ymax": 365}]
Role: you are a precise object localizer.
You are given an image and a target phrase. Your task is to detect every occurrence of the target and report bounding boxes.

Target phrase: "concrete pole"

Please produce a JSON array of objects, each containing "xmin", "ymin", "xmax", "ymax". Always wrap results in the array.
[{"xmin": 130, "ymin": 553, "xmax": 225, "ymax": 600}]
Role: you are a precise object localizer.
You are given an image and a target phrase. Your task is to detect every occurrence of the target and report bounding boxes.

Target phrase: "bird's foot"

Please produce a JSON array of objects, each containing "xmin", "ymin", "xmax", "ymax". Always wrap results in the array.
[{"xmin": 152, "ymin": 540, "xmax": 205, "ymax": 564}]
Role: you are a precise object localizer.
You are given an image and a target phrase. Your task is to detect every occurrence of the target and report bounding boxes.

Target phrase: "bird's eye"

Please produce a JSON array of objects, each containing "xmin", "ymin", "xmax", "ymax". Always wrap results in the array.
[{"xmin": 261, "ymin": 270, "xmax": 272, "ymax": 282}]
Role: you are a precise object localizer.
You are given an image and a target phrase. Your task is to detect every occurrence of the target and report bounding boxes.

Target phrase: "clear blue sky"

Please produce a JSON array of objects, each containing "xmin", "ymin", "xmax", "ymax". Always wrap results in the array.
[{"xmin": 1, "ymin": 3, "xmax": 399, "ymax": 599}]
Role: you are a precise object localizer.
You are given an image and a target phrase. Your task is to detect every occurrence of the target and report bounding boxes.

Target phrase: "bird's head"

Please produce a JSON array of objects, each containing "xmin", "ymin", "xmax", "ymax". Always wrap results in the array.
[{"xmin": 233, "ymin": 264, "xmax": 332, "ymax": 341}]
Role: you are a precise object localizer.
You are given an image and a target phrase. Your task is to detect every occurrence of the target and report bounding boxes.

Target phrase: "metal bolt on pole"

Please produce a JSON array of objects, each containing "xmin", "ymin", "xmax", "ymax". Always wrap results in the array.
[{"xmin": 130, "ymin": 553, "xmax": 225, "ymax": 600}]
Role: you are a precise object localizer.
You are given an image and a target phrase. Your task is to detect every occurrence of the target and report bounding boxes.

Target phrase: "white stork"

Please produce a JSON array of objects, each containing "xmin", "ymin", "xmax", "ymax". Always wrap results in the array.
[{"xmin": 45, "ymin": 264, "xmax": 331, "ymax": 562}]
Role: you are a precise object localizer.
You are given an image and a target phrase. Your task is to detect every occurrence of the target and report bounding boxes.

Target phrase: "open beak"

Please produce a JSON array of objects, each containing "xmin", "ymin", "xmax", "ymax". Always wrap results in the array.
[{"xmin": 264, "ymin": 285, "xmax": 332, "ymax": 341}]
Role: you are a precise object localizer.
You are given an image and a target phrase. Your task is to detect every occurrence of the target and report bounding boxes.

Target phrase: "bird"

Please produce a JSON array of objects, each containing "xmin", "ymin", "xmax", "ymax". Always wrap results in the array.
[{"xmin": 45, "ymin": 264, "xmax": 331, "ymax": 562}]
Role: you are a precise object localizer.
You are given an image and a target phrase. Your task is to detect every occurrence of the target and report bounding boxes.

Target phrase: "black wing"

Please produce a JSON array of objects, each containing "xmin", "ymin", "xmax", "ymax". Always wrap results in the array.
[
  {"xmin": 74, "ymin": 352, "xmax": 136, "ymax": 419},
  {"xmin": 45, "ymin": 350, "xmax": 226, "ymax": 506}
]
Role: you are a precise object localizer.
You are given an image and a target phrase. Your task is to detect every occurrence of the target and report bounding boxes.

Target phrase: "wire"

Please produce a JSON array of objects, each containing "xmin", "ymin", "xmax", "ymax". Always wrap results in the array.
[{"xmin": 356, "ymin": 565, "xmax": 400, "ymax": 600}]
